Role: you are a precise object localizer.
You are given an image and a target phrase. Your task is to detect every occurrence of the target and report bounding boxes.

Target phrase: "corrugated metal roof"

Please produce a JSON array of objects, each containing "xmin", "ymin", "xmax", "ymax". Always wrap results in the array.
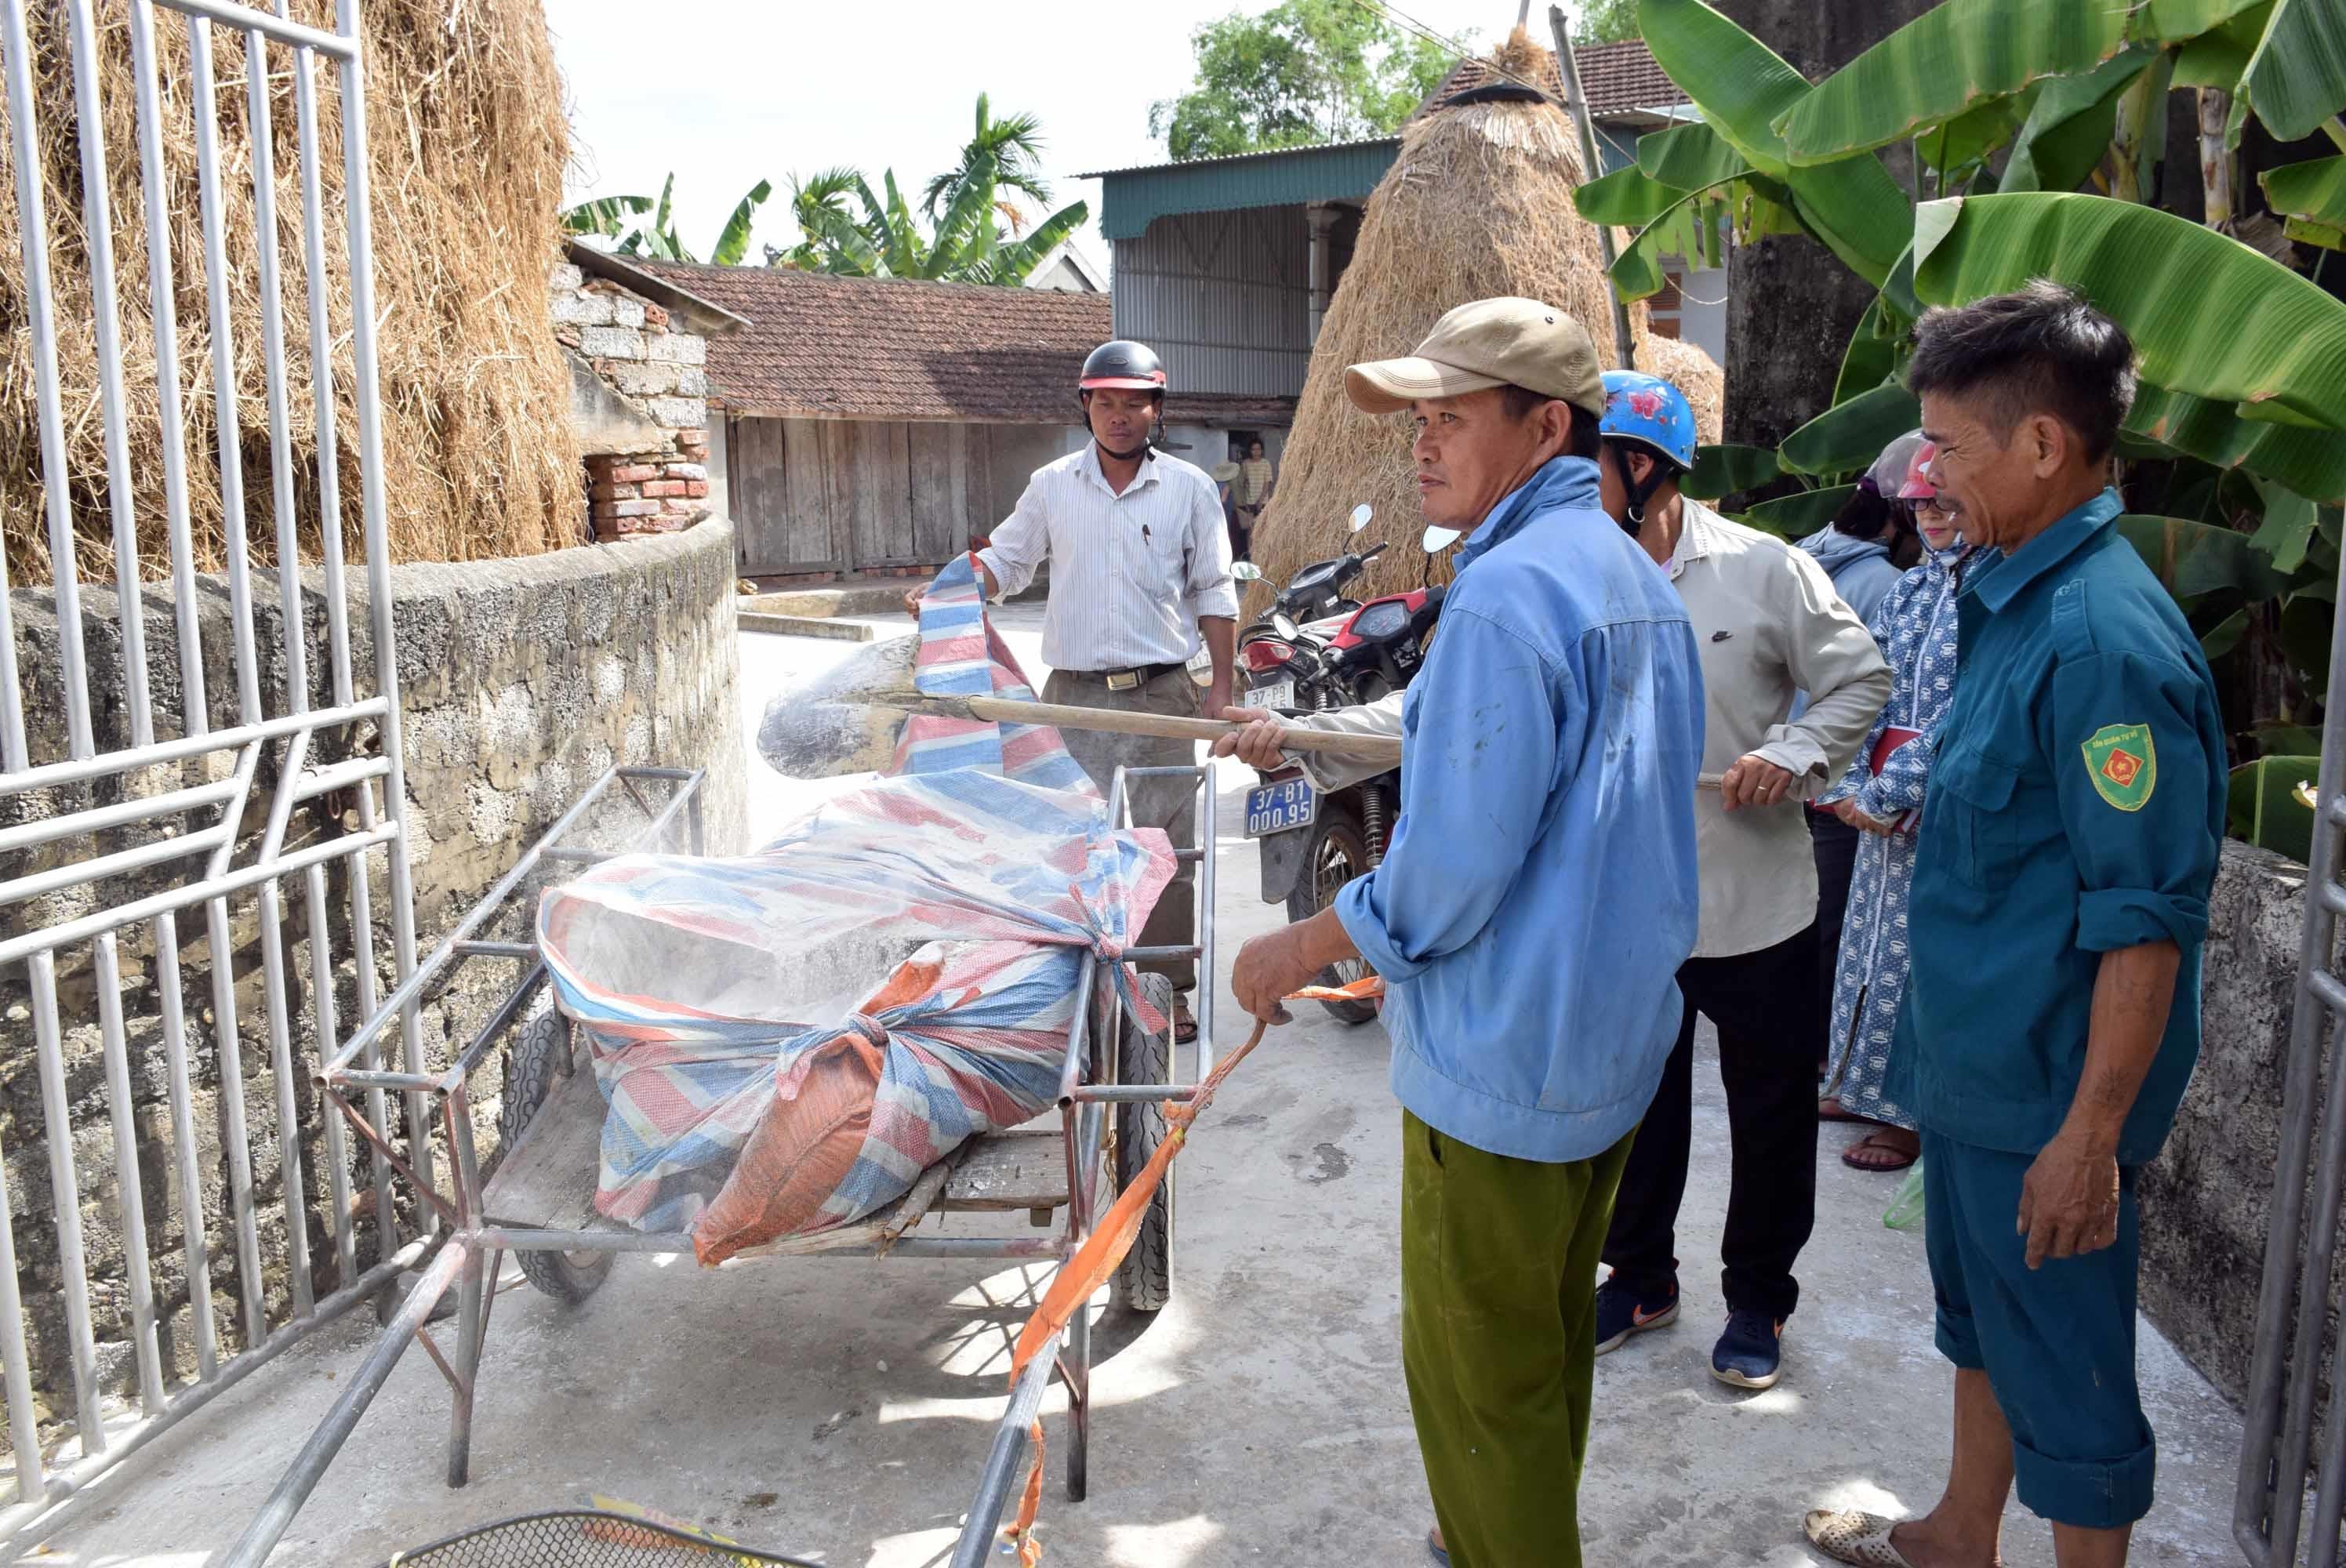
[{"xmin": 1084, "ymin": 138, "xmax": 1401, "ymax": 241}]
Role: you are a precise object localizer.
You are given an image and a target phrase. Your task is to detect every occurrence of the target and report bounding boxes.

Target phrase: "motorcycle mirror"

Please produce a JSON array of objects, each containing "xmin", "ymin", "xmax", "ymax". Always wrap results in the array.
[
  {"xmin": 1422, "ymin": 524, "xmax": 1464, "ymax": 553},
  {"xmin": 1348, "ymin": 503, "xmax": 1373, "ymax": 534},
  {"xmin": 1272, "ymin": 611, "xmax": 1301, "ymax": 641},
  {"xmin": 1230, "ymin": 561, "xmax": 1263, "ymax": 583}
]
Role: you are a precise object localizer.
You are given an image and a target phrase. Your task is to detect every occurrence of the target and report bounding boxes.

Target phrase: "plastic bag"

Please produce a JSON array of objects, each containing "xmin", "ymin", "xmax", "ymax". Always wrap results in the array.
[{"xmin": 1883, "ymin": 1157, "xmax": 1926, "ymax": 1231}]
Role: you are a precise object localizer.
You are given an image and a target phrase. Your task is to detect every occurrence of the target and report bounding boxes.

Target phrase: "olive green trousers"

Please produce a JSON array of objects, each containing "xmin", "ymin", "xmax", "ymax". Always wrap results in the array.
[{"xmin": 1401, "ymin": 1112, "xmax": 1636, "ymax": 1568}]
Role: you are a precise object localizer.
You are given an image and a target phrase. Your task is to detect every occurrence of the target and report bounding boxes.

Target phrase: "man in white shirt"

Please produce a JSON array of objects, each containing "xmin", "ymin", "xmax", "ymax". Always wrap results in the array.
[{"xmin": 906, "ymin": 339, "xmax": 1237, "ymax": 1036}]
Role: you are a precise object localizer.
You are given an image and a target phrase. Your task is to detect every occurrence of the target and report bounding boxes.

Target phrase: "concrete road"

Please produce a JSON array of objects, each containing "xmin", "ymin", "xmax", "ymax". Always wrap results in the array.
[{"xmin": 25, "ymin": 612, "xmax": 2245, "ymax": 1566}]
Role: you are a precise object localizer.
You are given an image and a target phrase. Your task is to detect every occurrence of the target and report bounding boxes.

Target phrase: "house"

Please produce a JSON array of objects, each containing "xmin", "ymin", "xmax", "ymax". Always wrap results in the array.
[
  {"xmin": 637, "ymin": 263, "xmax": 1116, "ymax": 580},
  {"xmin": 1022, "ymin": 235, "xmax": 1109, "ymax": 293},
  {"xmin": 1079, "ymin": 39, "xmax": 1723, "ymax": 464}
]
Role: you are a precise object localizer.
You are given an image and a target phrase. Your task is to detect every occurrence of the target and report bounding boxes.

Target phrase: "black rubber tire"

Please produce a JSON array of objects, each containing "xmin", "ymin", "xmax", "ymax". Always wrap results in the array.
[
  {"xmin": 498, "ymin": 1004, "xmax": 614, "ymax": 1305},
  {"xmin": 1111, "ymin": 973, "xmax": 1176, "ymax": 1314},
  {"xmin": 1283, "ymin": 804, "xmax": 1382, "ymax": 1025}
]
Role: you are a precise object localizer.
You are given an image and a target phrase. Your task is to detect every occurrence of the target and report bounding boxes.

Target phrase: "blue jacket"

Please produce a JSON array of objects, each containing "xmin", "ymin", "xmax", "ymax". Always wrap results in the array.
[
  {"xmin": 1799, "ymin": 525, "xmax": 1905, "ymax": 628},
  {"xmin": 1335, "ymin": 456, "xmax": 1705, "ymax": 1163},
  {"xmin": 1889, "ymin": 491, "xmax": 2226, "ymax": 1163}
]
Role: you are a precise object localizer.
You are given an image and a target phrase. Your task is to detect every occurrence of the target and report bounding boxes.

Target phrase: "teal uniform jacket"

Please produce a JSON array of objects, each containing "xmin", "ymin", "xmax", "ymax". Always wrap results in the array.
[{"xmin": 1890, "ymin": 490, "xmax": 2227, "ymax": 1164}]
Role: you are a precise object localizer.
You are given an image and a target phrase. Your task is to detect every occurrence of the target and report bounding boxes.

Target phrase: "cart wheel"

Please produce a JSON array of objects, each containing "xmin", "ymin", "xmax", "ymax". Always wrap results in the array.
[
  {"xmin": 498, "ymin": 1004, "xmax": 613, "ymax": 1305},
  {"xmin": 1284, "ymin": 803, "xmax": 1380, "ymax": 1025},
  {"xmin": 1112, "ymin": 973, "xmax": 1175, "ymax": 1314}
]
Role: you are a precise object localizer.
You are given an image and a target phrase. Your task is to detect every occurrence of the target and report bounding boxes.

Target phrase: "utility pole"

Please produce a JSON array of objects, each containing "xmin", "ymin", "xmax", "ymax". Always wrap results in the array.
[{"xmin": 1549, "ymin": 4, "xmax": 1637, "ymax": 370}]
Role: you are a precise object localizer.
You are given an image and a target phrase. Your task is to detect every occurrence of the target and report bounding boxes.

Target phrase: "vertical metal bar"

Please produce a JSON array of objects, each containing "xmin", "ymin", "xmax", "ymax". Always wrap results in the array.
[
  {"xmin": 2239, "ymin": 514, "xmax": 2346, "ymax": 1560},
  {"xmin": 93, "ymin": 935, "xmax": 169, "ymax": 1414},
  {"xmin": 256, "ymin": 880, "xmax": 314, "ymax": 1316},
  {"xmin": 154, "ymin": 909, "xmax": 220, "ymax": 1380},
  {"xmin": 205, "ymin": 896, "xmax": 267, "ymax": 1346},
  {"xmin": 1194, "ymin": 766, "xmax": 1217, "ymax": 1083},
  {"xmin": 31, "ymin": 952, "xmax": 106, "ymax": 1450},
  {"xmin": 2, "ymin": 0, "xmax": 93, "ymax": 758},
  {"xmin": 334, "ymin": 1, "xmax": 437, "ymax": 1221},
  {"xmin": 187, "ymin": 18, "xmax": 263, "ymax": 725},
  {"xmin": 946, "ymin": 1334, "xmax": 1063, "ymax": 1568},
  {"xmin": 245, "ymin": 23, "xmax": 313, "ymax": 717},
  {"xmin": 0, "ymin": 1112, "xmax": 49, "ymax": 1504},
  {"xmin": 281, "ymin": 0, "xmax": 353, "ymax": 707},
  {"xmin": 305, "ymin": 865, "xmax": 358, "ymax": 1285},
  {"xmin": 65, "ymin": 0, "xmax": 156, "ymax": 747},
  {"xmin": 443, "ymin": 1089, "xmax": 485, "ymax": 1486},
  {"xmin": 2307, "ymin": 1357, "xmax": 2346, "ymax": 1568},
  {"xmin": 129, "ymin": 0, "xmax": 209, "ymax": 739}
]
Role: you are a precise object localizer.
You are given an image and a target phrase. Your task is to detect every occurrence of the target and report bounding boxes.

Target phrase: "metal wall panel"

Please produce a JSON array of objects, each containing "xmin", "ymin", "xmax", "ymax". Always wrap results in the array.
[{"xmin": 1111, "ymin": 207, "xmax": 1312, "ymax": 399}]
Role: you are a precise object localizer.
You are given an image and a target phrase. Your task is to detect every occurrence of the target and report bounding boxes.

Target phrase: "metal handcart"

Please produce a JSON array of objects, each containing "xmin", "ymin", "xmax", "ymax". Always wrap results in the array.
[{"xmin": 223, "ymin": 759, "xmax": 1222, "ymax": 1568}]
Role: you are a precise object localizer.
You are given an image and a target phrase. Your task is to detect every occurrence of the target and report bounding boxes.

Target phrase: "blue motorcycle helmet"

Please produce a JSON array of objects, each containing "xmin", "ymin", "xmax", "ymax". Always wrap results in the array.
[{"xmin": 1599, "ymin": 370, "xmax": 1698, "ymax": 536}]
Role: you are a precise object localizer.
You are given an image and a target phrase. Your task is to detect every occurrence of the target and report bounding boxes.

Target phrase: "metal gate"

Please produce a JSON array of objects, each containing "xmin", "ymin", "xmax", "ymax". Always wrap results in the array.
[
  {"xmin": 2238, "ymin": 532, "xmax": 2346, "ymax": 1562},
  {"xmin": 0, "ymin": 0, "xmax": 427, "ymax": 1545}
]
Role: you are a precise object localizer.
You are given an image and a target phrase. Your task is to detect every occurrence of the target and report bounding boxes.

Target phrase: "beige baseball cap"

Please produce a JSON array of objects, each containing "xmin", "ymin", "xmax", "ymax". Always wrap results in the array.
[{"xmin": 1346, "ymin": 297, "xmax": 1604, "ymax": 418}]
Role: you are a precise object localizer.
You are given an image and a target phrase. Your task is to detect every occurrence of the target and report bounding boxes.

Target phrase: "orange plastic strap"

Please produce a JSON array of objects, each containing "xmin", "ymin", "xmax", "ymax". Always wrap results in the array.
[{"xmin": 999, "ymin": 1014, "xmax": 1272, "ymax": 1562}]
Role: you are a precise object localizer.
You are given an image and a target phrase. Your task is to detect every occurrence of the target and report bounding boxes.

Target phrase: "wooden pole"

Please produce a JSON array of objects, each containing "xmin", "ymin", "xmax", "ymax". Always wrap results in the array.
[{"xmin": 1551, "ymin": 5, "xmax": 1637, "ymax": 371}]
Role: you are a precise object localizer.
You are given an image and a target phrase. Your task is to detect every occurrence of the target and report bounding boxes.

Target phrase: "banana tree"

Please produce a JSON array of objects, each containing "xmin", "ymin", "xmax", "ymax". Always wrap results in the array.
[
  {"xmin": 561, "ymin": 173, "xmax": 774, "ymax": 266},
  {"xmin": 1582, "ymin": 0, "xmax": 2346, "ymax": 851}
]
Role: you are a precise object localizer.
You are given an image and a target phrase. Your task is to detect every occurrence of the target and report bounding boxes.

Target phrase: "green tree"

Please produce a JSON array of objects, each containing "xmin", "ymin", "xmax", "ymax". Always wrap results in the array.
[
  {"xmin": 1572, "ymin": 0, "xmax": 1640, "ymax": 43},
  {"xmin": 562, "ymin": 172, "xmax": 772, "ymax": 266},
  {"xmin": 775, "ymin": 97, "xmax": 1090, "ymax": 286},
  {"xmin": 1149, "ymin": 0, "xmax": 1468, "ymax": 162}
]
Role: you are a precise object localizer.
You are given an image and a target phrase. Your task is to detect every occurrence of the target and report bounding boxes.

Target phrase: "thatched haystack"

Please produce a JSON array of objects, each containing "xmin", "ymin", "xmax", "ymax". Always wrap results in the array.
[
  {"xmin": 0, "ymin": 0, "xmax": 579, "ymax": 588},
  {"xmin": 1251, "ymin": 28, "xmax": 1724, "ymax": 606}
]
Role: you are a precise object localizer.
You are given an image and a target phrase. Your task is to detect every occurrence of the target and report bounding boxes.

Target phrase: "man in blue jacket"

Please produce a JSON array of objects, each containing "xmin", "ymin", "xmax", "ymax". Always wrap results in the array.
[
  {"xmin": 1229, "ymin": 297, "xmax": 1705, "ymax": 1568},
  {"xmin": 1804, "ymin": 284, "xmax": 2225, "ymax": 1568}
]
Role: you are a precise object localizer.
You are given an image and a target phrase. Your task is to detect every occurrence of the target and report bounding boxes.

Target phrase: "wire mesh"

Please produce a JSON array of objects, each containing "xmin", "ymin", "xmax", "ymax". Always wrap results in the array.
[{"xmin": 379, "ymin": 1510, "xmax": 821, "ymax": 1568}]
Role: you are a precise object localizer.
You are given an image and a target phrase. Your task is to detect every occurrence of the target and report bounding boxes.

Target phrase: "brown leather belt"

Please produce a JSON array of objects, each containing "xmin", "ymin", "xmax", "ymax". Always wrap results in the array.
[{"xmin": 1066, "ymin": 662, "xmax": 1185, "ymax": 692}]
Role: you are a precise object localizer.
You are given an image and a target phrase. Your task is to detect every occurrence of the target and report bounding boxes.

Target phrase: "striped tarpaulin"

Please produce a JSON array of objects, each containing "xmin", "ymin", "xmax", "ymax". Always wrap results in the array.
[
  {"xmin": 538, "ymin": 585, "xmax": 1175, "ymax": 1245},
  {"xmin": 892, "ymin": 551, "xmax": 1092, "ymax": 792}
]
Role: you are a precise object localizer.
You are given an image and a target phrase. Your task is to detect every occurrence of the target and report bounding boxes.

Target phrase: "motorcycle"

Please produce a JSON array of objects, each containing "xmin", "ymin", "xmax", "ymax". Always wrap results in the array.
[{"xmin": 1228, "ymin": 511, "xmax": 1460, "ymax": 1024}]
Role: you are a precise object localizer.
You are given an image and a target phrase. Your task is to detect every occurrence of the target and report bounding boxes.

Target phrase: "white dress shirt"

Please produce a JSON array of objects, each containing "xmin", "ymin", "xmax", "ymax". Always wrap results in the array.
[{"xmin": 977, "ymin": 445, "xmax": 1240, "ymax": 670}]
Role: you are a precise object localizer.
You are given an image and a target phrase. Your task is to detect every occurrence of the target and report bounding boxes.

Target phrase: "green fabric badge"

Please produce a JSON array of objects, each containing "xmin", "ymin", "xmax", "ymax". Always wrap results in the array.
[{"xmin": 2083, "ymin": 722, "xmax": 2157, "ymax": 811}]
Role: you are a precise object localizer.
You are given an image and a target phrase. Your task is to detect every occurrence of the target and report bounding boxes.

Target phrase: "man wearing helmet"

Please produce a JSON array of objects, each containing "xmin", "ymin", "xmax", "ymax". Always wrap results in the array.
[
  {"xmin": 1590, "ymin": 370, "xmax": 1890, "ymax": 1392},
  {"xmin": 903, "ymin": 339, "xmax": 1237, "ymax": 1040}
]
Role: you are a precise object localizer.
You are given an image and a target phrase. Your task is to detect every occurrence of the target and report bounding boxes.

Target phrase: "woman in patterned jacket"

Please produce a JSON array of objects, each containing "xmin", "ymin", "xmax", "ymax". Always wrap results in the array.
[{"xmin": 1816, "ymin": 437, "xmax": 1999, "ymax": 1172}]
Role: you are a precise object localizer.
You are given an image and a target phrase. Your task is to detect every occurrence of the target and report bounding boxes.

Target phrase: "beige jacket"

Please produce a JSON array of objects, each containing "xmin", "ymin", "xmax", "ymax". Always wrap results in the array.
[{"xmin": 1268, "ymin": 499, "xmax": 1890, "ymax": 960}]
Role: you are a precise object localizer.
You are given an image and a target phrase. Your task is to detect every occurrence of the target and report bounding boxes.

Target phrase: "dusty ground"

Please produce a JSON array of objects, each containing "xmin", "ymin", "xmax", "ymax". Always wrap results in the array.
[{"xmin": 16, "ymin": 606, "xmax": 2245, "ymax": 1566}]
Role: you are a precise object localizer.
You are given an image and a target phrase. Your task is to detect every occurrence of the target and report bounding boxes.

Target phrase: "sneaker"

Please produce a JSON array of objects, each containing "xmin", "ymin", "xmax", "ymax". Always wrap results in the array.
[
  {"xmin": 1593, "ymin": 1275, "xmax": 1678, "ymax": 1355},
  {"xmin": 1711, "ymin": 1308, "xmax": 1785, "ymax": 1389}
]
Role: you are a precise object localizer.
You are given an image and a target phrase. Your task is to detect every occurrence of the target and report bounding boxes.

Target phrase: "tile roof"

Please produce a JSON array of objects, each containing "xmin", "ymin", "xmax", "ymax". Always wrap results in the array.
[
  {"xmin": 1417, "ymin": 38, "xmax": 1689, "ymax": 121},
  {"xmin": 635, "ymin": 262, "xmax": 1113, "ymax": 424}
]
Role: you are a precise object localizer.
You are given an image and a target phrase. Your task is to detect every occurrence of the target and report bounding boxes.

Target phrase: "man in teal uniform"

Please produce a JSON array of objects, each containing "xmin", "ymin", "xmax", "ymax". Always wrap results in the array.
[{"xmin": 1804, "ymin": 282, "xmax": 2226, "ymax": 1568}]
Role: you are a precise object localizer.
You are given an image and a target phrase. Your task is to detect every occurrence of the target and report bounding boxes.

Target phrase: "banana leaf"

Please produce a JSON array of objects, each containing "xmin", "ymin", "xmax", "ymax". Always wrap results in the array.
[
  {"xmin": 1639, "ymin": 121, "xmax": 1752, "ymax": 190},
  {"xmin": 2199, "ymin": 604, "xmax": 2253, "ymax": 660},
  {"xmin": 1683, "ymin": 445, "xmax": 1784, "ymax": 500},
  {"xmin": 1611, "ymin": 180, "xmax": 1741, "ymax": 299},
  {"xmin": 2230, "ymin": 755, "xmax": 2319, "ymax": 861},
  {"xmin": 2284, "ymin": 593, "xmax": 2336, "ymax": 693},
  {"xmin": 2141, "ymin": 0, "xmax": 2270, "ymax": 40},
  {"xmin": 1576, "ymin": 164, "xmax": 1696, "ymax": 227},
  {"xmin": 2289, "ymin": 217, "xmax": 2346, "ymax": 250},
  {"xmin": 708, "ymin": 179, "xmax": 772, "ymax": 268},
  {"xmin": 562, "ymin": 193, "xmax": 652, "ymax": 238},
  {"xmin": 1912, "ymin": 194, "xmax": 2346, "ymax": 433},
  {"xmin": 1639, "ymin": 0, "xmax": 1910, "ymax": 286},
  {"xmin": 2127, "ymin": 383, "xmax": 2346, "ymax": 503},
  {"xmin": 2250, "ymin": 477, "xmax": 2322, "ymax": 572},
  {"xmin": 2173, "ymin": 2, "xmax": 2274, "ymax": 89},
  {"xmin": 1919, "ymin": 93, "xmax": 2035, "ymax": 180},
  {"xmin": 1833, "ymin": 293, "xmax": 1907, "ymax": 407},
  {"xmin": 2255, "ymin": 721, "xmax": 2326, "ymax": 754},
  {"xmin": 1779, "ymin": 384, "xmax": 1923, "ymax": 477},
  {"xmin": 2117, "ymin": 514, "xmax": 2294, "ymax": 602},
  {"xmin": 1778, "ymin": 0, "xmax": 2130, "ymax": 165},
  {"xmin": 2235, "ymin": 0, "xmax": 2346, "ymax": 143},
  {"xmin": 1740, "ymin": 485, "xmax": 1858, "ymax": 539},
  {"xmin": 1999, "ymin": 46, "xmax": 2161, "ymax": 194},
  {"xmin": 2263, "ymin": 156, "xmax": 2346, "ymax": 227}
]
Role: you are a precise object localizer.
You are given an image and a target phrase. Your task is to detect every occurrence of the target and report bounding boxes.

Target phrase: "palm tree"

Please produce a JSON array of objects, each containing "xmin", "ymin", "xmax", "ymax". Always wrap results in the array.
[
  {"xmin": 562, "ymin": 173, "xmax": 773, "ymax": 266},
  {"xmin": 921, "ymin": 93, "xmax": 1053, "ymax": 236}
]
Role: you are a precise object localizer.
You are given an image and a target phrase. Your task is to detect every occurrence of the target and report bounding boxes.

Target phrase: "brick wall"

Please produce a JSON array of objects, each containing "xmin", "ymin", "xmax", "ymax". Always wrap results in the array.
[{"xmin": 549, "ymin": 261, "xmax": 714, "ymax": 541}]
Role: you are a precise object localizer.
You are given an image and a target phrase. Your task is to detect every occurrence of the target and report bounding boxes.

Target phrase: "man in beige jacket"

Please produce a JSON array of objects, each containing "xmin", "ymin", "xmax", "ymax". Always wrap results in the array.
[{"xmin": 1218, "ymin": 369, "xmax": 1888, "ymax": 1393}]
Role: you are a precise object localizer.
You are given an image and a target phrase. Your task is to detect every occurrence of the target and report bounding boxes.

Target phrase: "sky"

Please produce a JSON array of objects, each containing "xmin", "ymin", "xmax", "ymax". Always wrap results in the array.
[{"xmin": 546, "ymin": 0, "xmax": 1533, "ymax": 272}]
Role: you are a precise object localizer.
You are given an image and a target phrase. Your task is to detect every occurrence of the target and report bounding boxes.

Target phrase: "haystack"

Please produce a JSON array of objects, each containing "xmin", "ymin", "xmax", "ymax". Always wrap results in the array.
[
  {"xmin": 0, "ymin": 0, "xmax": 579, "ymax": 587},
  {"xmin": 1250, "ymin": 28, "xmax": 1724, "ymax": 606}
]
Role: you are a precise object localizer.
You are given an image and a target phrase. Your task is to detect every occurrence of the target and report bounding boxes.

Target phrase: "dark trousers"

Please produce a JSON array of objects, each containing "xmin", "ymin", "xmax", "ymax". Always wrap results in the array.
[
  {"xmin": 1601, "ymin": 928, "xmax": 1820, "ymax": 1321},
  {"xmin": 1809, "ymin": 810, "xmax": 1861, "ymax": 1068}
]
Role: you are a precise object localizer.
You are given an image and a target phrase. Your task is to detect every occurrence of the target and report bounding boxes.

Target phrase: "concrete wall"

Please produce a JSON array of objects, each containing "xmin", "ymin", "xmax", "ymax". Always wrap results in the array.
[
  {"xmin": 2141, "ymin": 840, "xmax": 2318, "ymax": 1410},
  {"xmin": 0, "ymin": 519, "xmax": 743, "ymax": 1430}
]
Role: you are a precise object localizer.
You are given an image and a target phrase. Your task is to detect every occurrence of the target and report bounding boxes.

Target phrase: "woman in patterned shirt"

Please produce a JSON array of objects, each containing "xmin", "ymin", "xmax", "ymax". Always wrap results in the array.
[{"xmin": 1816, "ymin": 437, "xmax": 2001, "ymax": 1172}]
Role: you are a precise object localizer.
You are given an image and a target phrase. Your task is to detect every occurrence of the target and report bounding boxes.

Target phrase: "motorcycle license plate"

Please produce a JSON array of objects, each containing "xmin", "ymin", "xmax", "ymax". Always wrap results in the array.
[
  {"xmin": 1252, "ymin": 676, "xmax": 1296, "ymax": 712},
  {"xmin": 1246, "ymin": 775, "xmax": 1317, "ymax": 837}
]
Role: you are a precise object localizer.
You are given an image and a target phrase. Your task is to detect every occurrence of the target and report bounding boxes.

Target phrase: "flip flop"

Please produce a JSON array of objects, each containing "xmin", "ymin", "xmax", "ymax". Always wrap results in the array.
[
  {"xmin": 1426, "ymin": 1526, "xmax": 1448, "ymax": 1566},
  {"xmin": 1841, "ymin": 1130, "xmax": 1920, "ymax": 1173},
  {"xmin": 1172, "ymin": 999, "xmax": 1198, "ymax": 1044},
  {"xmin": 1805, "ymin": 1508, "xmax": 1921, "ymax": 1567}
]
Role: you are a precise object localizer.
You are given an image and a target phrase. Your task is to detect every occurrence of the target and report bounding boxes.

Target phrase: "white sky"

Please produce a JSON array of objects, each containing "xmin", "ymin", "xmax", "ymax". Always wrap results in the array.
[{"xmin": 547, "ymin": 0, "xmax": 1527, "ymax": 270}]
